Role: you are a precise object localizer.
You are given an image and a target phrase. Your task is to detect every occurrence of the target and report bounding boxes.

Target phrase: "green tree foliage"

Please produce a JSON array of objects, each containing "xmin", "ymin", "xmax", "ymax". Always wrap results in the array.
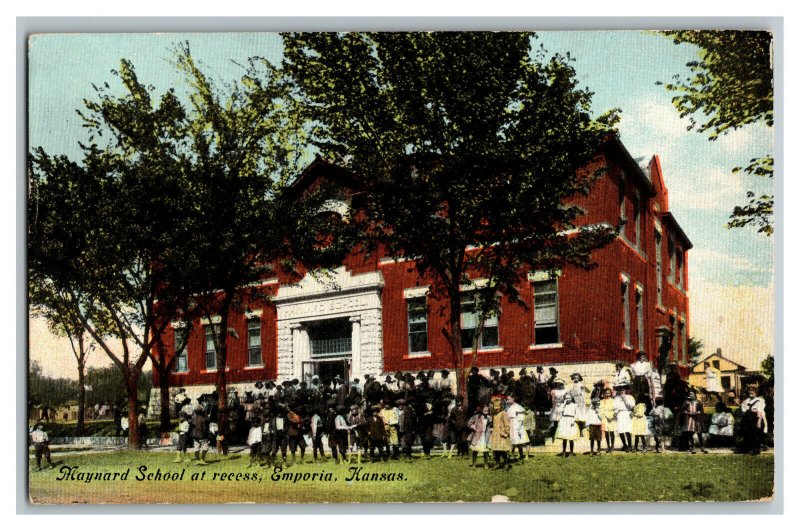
[
  {"xmin": 85, "ymin": 367, "xmax": 152, "ymax": 408},
  {"xmin": 760, "ymin": 354, "xmax": 774, "ymax": 382},
  {"xmin": 659, "ymin": 30, "xmax": 774, "ymax": 236},
  {"xmin": 687, "ymin": 336, "xmax": 704, "ymax": 365},
  {"xmin": 29, "ymin": 55, "xmax": 207, "ymax": 447},
  {"xmin": 281, "ymin": 32, "xmax": 618, "ymax": 395},
  {"xmin": 28, "ymin": 361, "xmax": 77, "ymax": 413},
  {"xmin": 171, "ymin": 44, "xmax": 351, "ymax": 432}
]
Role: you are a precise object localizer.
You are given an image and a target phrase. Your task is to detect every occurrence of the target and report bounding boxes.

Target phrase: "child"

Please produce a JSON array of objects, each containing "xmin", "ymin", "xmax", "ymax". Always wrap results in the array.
[
  {"xmin": 613, "ymin": 386, "xmax": 634, "ymax": 452},
  {"xmin": 681, "ymin": 391, "xmax": 708, "ymax": 454},
  {"xmin": 467, "ymin": 404, "xmax": 490, "ymax": 468},
  {"xmin": 555, "ymin": 393, "xmax": 579, "ymax": 457},
  {"xmin": 599, "ymin": 388, "xmax": 617, "ymax": 452},
  {"xmin": 649, "ymin": 397, "xmax": 673, "ymax": 453},
  {"xmin": 489, "ymin": 397, "xmax": 512, "ymax": 470},
  {"xmin": 708, "ymin": 401, "xmax": 735, "ymax": 448},
  {"xmin": 332, "ymin": 406, "xmax": 350, "ymax": 464},
  {"xmin": 505, "ymin": 393, "xmax": 530, "ymax": 462},
  {"xmin": 586, "ymin": 398, "xmax": 604, "ymax": 455},
  {"xmin": 310, "ymin": 407, "xmax": 325, "ymax": 461},
  {"xmin": 548, "ymin": 378, "xmax": 567, "ymax": 442},
  {"xmin": 173, "ymin": 414, "xmax": 191, "ymax": 463},
  {"xmin": 245, "ymin": 415, "xmax": 263, "ymax": 468},
  {"xmin": 631, "ymin": 399, "xmax": 649, "ymax": 452}
]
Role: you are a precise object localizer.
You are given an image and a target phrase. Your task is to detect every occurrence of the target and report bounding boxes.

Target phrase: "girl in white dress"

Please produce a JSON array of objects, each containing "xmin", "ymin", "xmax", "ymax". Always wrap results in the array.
[
  {"xmin": 548, "ymin": 379, "xmax": 567, "ymax": 442},
  {"xmin": 556, "ymin": 393, "xmax": 579, "ymax": 457},
  {"xmin": 613, "ymin": 386, "xmax": 635, "ymax": 452},
  {"xmin": 505, "ymin": 393, "xmax": 530, "ymax": 462}
]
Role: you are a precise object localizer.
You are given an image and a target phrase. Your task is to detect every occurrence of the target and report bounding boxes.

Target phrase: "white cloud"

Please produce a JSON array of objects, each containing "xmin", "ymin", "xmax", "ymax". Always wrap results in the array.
[
  {"xmin": 690, "ymin": 248, "xmax": 772, "ymax": 276},
  {"xmin": 715, "ymin": 122, "xmax": 774, "ymax": 155},
  {"xmin": 667, "ymin": 166, "xmax": 745, "ymax": 211},
  {"xmin": 689, "ymin": 277, "xmax": 774, "ymax": 370},
  {"xmin": 617, "ymin": 95, "xmax": 691, "ymax": 156}
]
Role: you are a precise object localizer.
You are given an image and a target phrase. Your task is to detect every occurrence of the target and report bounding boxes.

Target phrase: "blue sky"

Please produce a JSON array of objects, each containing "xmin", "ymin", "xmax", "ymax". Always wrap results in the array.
[{"xmin": 28, "ymin": 31, "xmax": 775, "ymax": 374}]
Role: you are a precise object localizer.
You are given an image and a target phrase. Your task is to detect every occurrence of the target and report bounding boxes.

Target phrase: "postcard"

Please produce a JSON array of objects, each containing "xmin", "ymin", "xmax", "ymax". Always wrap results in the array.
[{"xmin": 27, "ymin": 29, "xmax": 776, "ymax": 504}]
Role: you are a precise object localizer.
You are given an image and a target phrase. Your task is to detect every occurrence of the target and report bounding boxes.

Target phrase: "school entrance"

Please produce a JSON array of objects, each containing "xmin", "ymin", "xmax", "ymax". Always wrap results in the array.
[
  {"xmin": 274, "ymin": 266, "xmax": 385, "ymax": 382},
  {"xmin": 301, "ymin": 318, "xmax": 353, "ymax": 384}
]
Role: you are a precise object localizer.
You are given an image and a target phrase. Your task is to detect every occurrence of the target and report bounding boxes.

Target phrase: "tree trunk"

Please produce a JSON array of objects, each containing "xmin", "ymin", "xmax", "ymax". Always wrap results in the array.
[
  {"xmin": 126, "ymin": 373, "xmax": 141, "ymax": 449},
  {"xmin": 158, "ymin": 365, "xmax": 172, "ymax": 432},
  {"xmin": 446, "ymin": 294, "xmax": 467, "ymax": 402},
  {"xmin": 76, "ymin": 360, "xmax": 86, "ymax": 436},
  {"xmin": 215, "ymin": 296, "xmax": 233, "ymax": 442}
]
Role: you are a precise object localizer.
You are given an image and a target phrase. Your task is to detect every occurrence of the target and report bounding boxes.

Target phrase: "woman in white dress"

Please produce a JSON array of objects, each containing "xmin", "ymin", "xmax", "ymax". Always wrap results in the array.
[{"xmin": 613, "ymin": 386, "xmax": 635, "ymax": 452}]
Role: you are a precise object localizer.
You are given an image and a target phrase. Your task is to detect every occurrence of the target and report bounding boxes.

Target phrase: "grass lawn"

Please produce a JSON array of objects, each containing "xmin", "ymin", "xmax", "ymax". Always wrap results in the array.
[{"xmin": 28, "ymin": 450, "xmax": 773, "ymax": 504}]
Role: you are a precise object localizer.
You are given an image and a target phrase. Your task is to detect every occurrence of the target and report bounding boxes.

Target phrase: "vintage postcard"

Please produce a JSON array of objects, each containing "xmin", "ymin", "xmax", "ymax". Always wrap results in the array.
[{"xmin": 26, "ymin": 29, "xmax": 776, "ymax": 504}]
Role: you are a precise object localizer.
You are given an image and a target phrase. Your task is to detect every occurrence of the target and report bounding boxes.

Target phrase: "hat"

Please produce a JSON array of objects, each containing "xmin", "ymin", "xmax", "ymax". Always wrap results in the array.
[
  {"xmin": 385, "ymin": 375, "xmax": 394, "ymax": 382},
  {"xmin": 396, "ymin": 399, "xmax": 406, "ymax": 406},
  {"xmin": 553, "ymin": 377, "xmax": 566, "ymax": 385}
]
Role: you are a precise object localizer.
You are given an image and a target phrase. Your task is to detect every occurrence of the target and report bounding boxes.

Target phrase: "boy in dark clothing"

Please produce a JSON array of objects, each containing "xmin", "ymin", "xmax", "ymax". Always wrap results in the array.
[{"xmin": 366, "ymin": 406, "xmax": 387, "ymax": 462}]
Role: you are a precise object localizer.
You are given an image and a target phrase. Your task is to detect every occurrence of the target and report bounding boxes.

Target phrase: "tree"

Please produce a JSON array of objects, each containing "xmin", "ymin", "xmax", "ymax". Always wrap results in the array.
[
  {"xmin": 281, "ymin": 32, "xmax": 618, "ymax": 398},
  {"xmin": 658, "ymin": 30, "xmax": 774, "ymax": 236},
  {"xmin": 85, "ymin": 366, "xmax": 152, "ymax": 408},
  {"xmin": 28, "ymin": 56, "xmax": 203, "ymax": 447},
  {"xmin": 687, "ymin": 336, "xmax": 705, "ymax": 366},
  {"xmin": 28, "ymin": 361, "xmax": 78, "ymax": 420},
  {"xmin": 172, "ymin": 44, "xmax": 351, "ymax": 435},
  {"xmin": 760, "ymin": 354, "xmax": 774, "ymax": 382},
  {"xmin": 29, "ymin": 284, "xmax": 95, "ymax": 434}
]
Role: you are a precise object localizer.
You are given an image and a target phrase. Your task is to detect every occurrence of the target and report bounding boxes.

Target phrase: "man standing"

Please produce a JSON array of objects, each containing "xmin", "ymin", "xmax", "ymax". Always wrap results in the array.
[{"xmin": 29, "ymin": 425, "xmax": 54, "ymax": 471}]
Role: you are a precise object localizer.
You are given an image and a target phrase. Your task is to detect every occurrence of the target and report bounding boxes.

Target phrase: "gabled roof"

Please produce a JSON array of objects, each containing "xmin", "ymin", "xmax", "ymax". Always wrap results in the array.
[
  {"xmin": 601, "ymin": 134, "xmax": 656, "ymax": 198},
  {"xmin": 691, "ymin": 352, "xmax": 746, "ymax": 371},
  {"xmin": 660, "ymin": 211, "xmax": 693, "ymax": 250},
  {"xmin": 287, "ymin": 155, "xmax": 361, "ymax": 199}
]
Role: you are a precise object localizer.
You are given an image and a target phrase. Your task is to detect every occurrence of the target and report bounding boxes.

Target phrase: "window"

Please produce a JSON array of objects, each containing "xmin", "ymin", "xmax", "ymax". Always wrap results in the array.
[
  {"xmin": 680, "ymin": 314, "xmax": 687, "ymax": 364},
  {"xmin": 461, "ymin": 292, "xmax": 499, "ymax": 350},
  {"xmin": 633, "ymin": 194, "xmax": 642, "ymax": 250},
  {"xmin": 670, "ymin": 312, "xmax": 678, "ymax": 361},
  {"xmin": 635, "ymin": 284, "xmax": 644, "ymax": 352},
  {"xmin": 204, "ymin": 323, "xmax": 221, "ymax": 370},
  {"xmin": 655, "ymin": 229, "xmax": 663, "ymax": 307},
  {"xmin": 533, "ymin": 279, "xmax": 559, "ymax": 345},
  {"xmin": 712, "ymin": 360, "xmax": 720, "ymax": 370},
  {"xmin": 247, "ymin": 318, "xmax": 262, "ymax": 366},
  {"xmin": 173, "ymin": 327, "xmax": 188, "ymax": 373},
  {"xmin": 721, "ymin": 376, "xmax": 731, "ymax": 389},
  {"xmin": 621, "ymin": 275, "xmax": 631, "ymax": 348},
  {"xmin": 619, "ymin": 188, "xmax": 627, "ymax": 228},
  {"xmin": 407, "ymin": 297, "xmax": 428, "ymax": 353},
  {"xmin": 676, "ymin": 249, "xmax": 684, "ymax": 289},
  {"xmin": 668, "ymin": 236, "xmax": 676, "ymax": 283}
]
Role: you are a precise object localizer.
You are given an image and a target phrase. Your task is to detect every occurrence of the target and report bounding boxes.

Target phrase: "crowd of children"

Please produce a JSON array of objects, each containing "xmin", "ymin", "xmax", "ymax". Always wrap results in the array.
[{"xmin": 162, "ymin": 353, "xmax": 772, "ymax": 469}]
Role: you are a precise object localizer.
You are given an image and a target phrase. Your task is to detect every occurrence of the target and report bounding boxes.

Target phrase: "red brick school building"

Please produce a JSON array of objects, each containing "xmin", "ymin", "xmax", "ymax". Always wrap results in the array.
[{"xmin": 149, "ymin": 136, "xmax": 691, "ymax": 411}]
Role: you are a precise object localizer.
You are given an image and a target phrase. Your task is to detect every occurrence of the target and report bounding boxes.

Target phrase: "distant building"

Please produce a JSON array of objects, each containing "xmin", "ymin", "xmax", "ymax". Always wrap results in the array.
[
  {"xmin": 149, "ymin": 135, "xmax": 692, "ymax": 412},
  {"xmin": 688, "ymin": 348, "xmax": 748, "ymax": 397}
]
